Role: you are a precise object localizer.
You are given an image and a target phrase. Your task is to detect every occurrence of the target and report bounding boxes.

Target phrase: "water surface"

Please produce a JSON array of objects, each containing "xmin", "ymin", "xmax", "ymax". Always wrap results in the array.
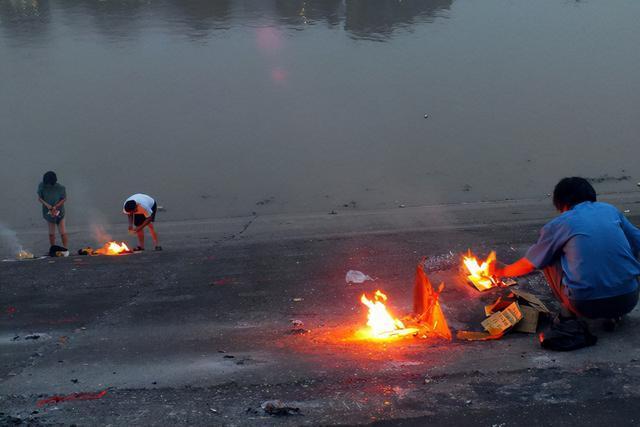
[{"xmin": 1, "ymin": 0, "xmax": 639, "ymax": 229}]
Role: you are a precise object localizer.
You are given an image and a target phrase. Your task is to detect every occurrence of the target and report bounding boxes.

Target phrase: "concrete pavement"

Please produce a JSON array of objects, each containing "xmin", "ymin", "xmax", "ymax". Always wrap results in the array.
[{"xmin": 2, "ymin": 196, "xmax": 640, "ymax": 425}]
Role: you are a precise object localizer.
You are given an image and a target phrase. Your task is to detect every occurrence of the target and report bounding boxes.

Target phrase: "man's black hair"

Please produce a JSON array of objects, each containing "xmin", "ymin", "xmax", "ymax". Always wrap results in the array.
[
  {"xmin": 43, "ymin": 171, "xmax": 57, "ymax": 186},
  {"xmin": 553, "ymin": 177, "xmax": 597, "ymax": 211},
  {"xmin": 124, "ymin": 200, "xmax": 137, "ymax": 213}
]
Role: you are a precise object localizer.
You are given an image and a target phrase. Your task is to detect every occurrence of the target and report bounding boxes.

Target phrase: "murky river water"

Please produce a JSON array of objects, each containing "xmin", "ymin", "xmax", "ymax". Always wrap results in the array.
[{"xmin": 1, "ymin": 0, "xmax": 639, "ymax": 228}]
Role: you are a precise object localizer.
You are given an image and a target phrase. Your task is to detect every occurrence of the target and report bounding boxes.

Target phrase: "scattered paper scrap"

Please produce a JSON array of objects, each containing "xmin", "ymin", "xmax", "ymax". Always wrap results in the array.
[
  {"xmin": 456, "ymin": 330, "xmax": 504, "ymax": 341},
  {"xmin": 36, "ymin": 390, "xmax": 108, "ymax": 407}
]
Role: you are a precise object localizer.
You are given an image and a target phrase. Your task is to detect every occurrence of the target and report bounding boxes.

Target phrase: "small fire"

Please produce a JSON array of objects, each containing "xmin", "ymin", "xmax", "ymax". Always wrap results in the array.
[
  {"xmin": 95, "ymin": 241, "xmax": 131, "ymax": 256},
  {"xmin": 360, "ymin": 290, "xmax": 418, "ymax": 339},
  {"xmin": 463, "ymin": 250, "xmax": 497, "ymax": 291}
]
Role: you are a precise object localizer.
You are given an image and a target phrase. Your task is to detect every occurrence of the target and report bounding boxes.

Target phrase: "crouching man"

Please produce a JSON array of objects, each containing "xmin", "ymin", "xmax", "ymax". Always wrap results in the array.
[
  {"xmin": 494, "ymin": 177, "xmax": 640, "ymax": 329},
  {"xmin": 123, "ymin": 193, "xmax": 162, "ymax": 251}
]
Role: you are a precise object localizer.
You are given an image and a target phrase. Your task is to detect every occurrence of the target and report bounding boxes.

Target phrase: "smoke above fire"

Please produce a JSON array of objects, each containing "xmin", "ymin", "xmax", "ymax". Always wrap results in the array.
[{"xmin": 0, "ymin": 222, "xmax": 23, "ymax": 257}]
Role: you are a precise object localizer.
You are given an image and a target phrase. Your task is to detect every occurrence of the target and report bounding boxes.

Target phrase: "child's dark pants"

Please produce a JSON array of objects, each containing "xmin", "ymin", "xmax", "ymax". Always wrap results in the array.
[{"xmin": 542, "ymin": 262, "xmax": 639, "ymax": 319}]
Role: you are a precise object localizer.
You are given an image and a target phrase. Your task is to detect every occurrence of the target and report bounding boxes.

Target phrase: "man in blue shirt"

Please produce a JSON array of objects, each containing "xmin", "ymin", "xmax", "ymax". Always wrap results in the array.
[{"xmin": 494, "ymin": 177, "xmax": 640, "ymax": 326}]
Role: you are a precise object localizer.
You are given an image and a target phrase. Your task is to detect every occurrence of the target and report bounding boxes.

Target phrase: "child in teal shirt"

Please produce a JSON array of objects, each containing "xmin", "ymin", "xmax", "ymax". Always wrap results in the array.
[{"xmin": 37, "ymin": 171, "xmax": 68, "ymax": 248}]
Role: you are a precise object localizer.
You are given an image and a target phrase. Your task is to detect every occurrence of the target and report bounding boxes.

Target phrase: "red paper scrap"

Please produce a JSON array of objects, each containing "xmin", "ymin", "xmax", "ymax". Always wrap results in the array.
[{"xmin": 36, "ymin": 390, "xmax": 108, "ymax": 407}]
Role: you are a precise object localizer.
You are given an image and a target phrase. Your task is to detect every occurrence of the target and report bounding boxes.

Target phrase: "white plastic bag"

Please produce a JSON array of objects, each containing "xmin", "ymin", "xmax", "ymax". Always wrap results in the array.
[{"xmin": 345, "ymin": 270, "xmax": 375, "ymax": 284}]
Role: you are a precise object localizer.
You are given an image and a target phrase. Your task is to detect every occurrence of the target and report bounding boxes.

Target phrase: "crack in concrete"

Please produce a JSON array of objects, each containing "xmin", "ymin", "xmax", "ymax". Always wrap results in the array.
[
  {"xmin": 216, "ymin": 214, "xmax": 258, "ymax": 243},
  {"xmin": 237, "ymin": 215, "xmax": 257, "ymax": 236}
]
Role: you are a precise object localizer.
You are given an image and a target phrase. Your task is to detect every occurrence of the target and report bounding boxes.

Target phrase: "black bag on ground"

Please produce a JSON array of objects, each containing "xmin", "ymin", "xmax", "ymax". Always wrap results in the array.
[
  {"xmin": 48, "ymin": 245, "xmax": 68, "ymax": 257},
  {"xmin": 538, "ymin": 317, "xmax": 597, "ymax": 351}
]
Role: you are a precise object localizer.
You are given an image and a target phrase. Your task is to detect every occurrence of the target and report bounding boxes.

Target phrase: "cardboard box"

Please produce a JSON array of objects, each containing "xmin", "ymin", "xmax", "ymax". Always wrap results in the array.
[{"xmin": 513, "ymin": 305, "xmax": 540, "ymax": 333}]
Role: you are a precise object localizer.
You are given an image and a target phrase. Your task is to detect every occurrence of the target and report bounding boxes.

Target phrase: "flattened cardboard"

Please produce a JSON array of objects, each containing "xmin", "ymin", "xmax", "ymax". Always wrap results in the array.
[
  {"xmin": 481, "ymin": 302, "xmax": 523, "ymax": 335},
  {"xmin": 513, "ymin": 305, "xmax": 539, "ymax": 333},
  {"xmin": 484, "ymin": 297, "xmax": 514, "ymax": 316},
  {"xmin": 510, "ymin": 289, "xmax": 550, "ymax": 313}
]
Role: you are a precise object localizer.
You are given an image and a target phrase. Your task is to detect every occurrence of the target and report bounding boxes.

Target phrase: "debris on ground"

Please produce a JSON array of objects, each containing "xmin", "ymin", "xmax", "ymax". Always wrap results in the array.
[
  {"xmin": 456, "ymin": 288, "xmax": 552, "ymax": 341},
  {"xmin": 260, "ymin": 400, "xmax": 301, "ymax": 416},
  {"xmin": 287, "ymin": 328, "xmax": 310, "ymax": 335},
  {"xmin": 288, "ymin": 318, "xmax": 309, "ymax": 334},
  {"xmin": 421, "ymin": 251, "xmax": 457, "ymax": 273},
  {"xmin": 345, "ymin": 270, "xmax": 375, "ymax": 284}
]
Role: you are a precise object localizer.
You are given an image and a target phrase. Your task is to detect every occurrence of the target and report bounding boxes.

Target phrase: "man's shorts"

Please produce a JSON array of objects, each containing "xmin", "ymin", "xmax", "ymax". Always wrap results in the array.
[{"xmin": 134, "ymin": 202, "xmax": 157, "ymax": 227}]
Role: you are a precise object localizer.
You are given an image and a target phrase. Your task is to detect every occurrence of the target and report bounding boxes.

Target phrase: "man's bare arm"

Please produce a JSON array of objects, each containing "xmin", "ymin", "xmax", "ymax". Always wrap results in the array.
[{"xmin": 494, "ymin": 257, "xmax": 536, "ymax": 278}]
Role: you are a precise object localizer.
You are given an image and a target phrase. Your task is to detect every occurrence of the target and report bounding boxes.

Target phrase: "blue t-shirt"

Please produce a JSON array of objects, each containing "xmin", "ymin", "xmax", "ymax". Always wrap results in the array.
[{"xmin": 525, "ymin": 202, "xmax": 640, "ymax": 301}]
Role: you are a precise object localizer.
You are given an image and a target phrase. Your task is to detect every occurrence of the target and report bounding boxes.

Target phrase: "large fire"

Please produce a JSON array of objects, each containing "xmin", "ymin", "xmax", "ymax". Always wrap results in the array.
[
  {"xmin": 360, "ymin": 290, "xmax": 418, "ymax": 339},
  {"xmin": 463, "ymin": 250, "xmax": 497, "ymax": 291},
  {"xmin": 94, "ymin": 241, "xmax": 131, "ymax": 256}
]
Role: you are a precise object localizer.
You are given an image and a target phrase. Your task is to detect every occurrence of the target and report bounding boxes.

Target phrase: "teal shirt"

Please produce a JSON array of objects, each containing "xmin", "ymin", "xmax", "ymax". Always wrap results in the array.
[{"xmin": 37, "ymin": 183, "xmax": 66, "ymax": 222}]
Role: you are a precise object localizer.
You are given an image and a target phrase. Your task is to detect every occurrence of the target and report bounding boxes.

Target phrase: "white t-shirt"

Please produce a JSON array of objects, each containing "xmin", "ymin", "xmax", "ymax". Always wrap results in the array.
[{"xmin": 123, "ymin": 193, "xmax": 155, "ymax": 217}]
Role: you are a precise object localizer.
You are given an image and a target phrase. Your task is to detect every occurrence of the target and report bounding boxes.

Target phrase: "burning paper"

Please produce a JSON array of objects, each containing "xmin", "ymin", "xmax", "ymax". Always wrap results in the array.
[
  {"xmin": 17, "ymin": 249, "xmax": 35, "ymax": 260},
  {"xmin": 462, "ymin": 250, "xmax": 517, "ymax": 291},
  {"xmin": 360, "ymin": 291, "xmax": 418, "ymax": 339},
  {"xmin": 94, "ymin": 241, "xmax": 131, "ymax": 256},
  {"xmin": 463, "ymin": 250, "xmax": 497, "ymax": 291},
  {"xmin": 413, "ymin": 260, "xmax": 452, "ymax": 340}
]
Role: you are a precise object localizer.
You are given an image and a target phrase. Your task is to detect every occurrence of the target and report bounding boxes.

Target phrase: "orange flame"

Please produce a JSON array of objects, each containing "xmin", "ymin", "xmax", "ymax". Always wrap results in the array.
[
  {"xmin": 95, "ymin": 241, "xmax": 131, "ymax": 256},
  {"xmin": 463, "ymin": 250, "xmax": 497, "ymax": 291},
  {"xmin": 360, "ymin": 290, "xmax": 418, "ymax": 339}
]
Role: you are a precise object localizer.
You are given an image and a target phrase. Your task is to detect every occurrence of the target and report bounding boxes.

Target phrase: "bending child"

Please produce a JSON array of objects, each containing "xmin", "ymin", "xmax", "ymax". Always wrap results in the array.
[
  {"xmin": 37, "ymin": 171, "xmax": 68, "ymax": 249},
  {"xmin": 123, "ymin": 193, "xmax": 161, "ymax": 251},
  {"xmin": 494, "ymin": 177, "xmax": 640, "ymax": 329}
]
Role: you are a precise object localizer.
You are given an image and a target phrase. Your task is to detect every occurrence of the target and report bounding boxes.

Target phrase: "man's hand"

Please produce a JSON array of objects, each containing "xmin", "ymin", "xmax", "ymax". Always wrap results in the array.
[
  {"xmin": 493, "ymin": 266, "xmax": 505, "ymax": 278},
  {"xmin": 487, "ymin": 259, "xmax": 503, "ymax": 278},
  {"xmin": 128, "ymin": 226, "xmax": 136, "ymax": 235},
  {"xmin": 494, "ymin": 258, "xmax": 536, "ymax": 278}
]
